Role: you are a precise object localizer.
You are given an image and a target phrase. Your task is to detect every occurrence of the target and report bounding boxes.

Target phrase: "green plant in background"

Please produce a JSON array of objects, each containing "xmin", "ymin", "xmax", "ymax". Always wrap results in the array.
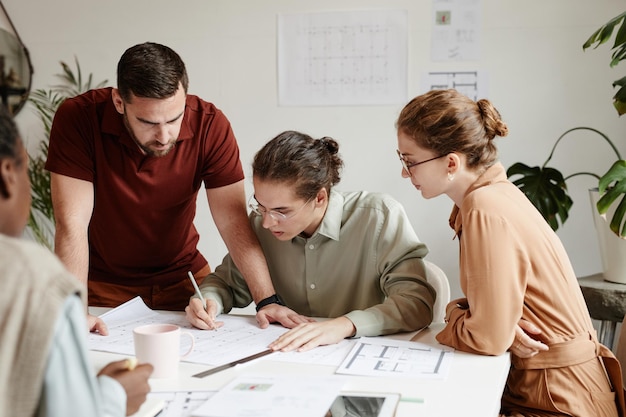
[
  {"xmin": 27, "ymin": 58, "xmax": 107, "ymax": 249},
  {"xmin": 507, "ymin": 127, "xmax": 621, "ymax": 230},
  {"xmin": 507, "ymin": 11, "xmax": 626, "ymax": 239},
  {"xmin": 583, "ymin": 11, "xmax": 626, "ymax": 116}
]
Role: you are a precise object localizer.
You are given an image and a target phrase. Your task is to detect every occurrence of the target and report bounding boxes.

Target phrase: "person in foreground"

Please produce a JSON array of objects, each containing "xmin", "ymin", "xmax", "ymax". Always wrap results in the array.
[
  {"xmin": 0, "ymin": 106, "xmax": 152, "ymax": 417},
  {"xmin": 395, "ymin": 89, "xmax": 625, "ymax": 416},
  {"xmin": 186, "ymin": 130, "xmax": 435, "ymax": 351},
  {"xmin": 45, "ymin": 41, "xmax": 308, "ymax": 334}
]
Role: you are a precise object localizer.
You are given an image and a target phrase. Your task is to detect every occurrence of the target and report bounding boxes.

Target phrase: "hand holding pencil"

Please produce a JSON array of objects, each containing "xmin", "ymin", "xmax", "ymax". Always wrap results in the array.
[{"xmin": 185, "ymin": 271, "xmax": 224, "ymax": 331}]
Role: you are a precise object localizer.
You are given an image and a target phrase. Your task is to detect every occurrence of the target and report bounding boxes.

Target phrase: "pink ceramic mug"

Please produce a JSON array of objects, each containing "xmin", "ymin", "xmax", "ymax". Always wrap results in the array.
[{"xmin": 133, "ymin": 323, "xmax": 194, "ymax": 378}]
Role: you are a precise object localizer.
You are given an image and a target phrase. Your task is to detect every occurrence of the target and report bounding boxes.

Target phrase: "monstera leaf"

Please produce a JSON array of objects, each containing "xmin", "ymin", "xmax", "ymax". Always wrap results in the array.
[
  {"xmin": 582, "ymin": 11, "xmax": 626, "ymax": 115},
  {"xmin": 507, "ymin": 162, "xmax": 573, "ymax": 231},
  {"xmin": 506, "ymin": 9, "xmax": 626, "ymax": 238},
  {"xmin": 597, "ymin": 160, "xmax": 626, "ymax": 238}
]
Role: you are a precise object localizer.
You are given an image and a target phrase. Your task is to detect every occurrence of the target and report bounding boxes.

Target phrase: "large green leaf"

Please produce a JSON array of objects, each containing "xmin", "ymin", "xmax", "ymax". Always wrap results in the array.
[
  {"xmin": 613, "ymin": 76, "xmax": 626, "ymax": 115},
  {"xmin": 597, "ymin": 160, "xmax": 626, "ymax": 238},
  {"xmin": 507, "ymin": 163, "xmax": 573, "ymax": 231},
  {"xmin": 583, "ymin": 11, "xmax": 626, "ymax": 115}
]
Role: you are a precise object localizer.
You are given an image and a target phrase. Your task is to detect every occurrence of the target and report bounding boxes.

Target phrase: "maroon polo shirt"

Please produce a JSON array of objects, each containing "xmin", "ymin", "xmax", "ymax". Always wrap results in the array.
[{"xmin": 45, "ymin": 88, "xmax": 244, "ymax": 286}]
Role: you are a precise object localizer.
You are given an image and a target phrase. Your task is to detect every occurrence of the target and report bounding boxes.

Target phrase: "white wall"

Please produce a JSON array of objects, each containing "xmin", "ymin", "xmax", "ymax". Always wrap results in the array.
[{"xmin": 4, "ymin": 0, "xmax": 626, "ymax": 301}]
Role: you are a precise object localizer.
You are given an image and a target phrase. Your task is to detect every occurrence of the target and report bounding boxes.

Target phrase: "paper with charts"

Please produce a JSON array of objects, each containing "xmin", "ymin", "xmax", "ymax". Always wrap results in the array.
[
  {"xmin": 87, "ymin": 296, "xmax": 288, "ymax": 366},
  {"xmin": 192, "ymin": 374, "xmax": 345, "ymax": 417},
  {"xmin": 336, "ymin": 336, "xmax": 454, "ymax": 379}
]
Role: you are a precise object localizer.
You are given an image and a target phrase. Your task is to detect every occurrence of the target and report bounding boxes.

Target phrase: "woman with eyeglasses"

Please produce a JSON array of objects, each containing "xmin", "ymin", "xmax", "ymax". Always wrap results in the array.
[
  {"xmin": 396, "ymin": 89, "xmax": 624, "ymax": 417},
  {"xmin": 185, "ymin": 130, "xmax": 435, "ymax": 352}
]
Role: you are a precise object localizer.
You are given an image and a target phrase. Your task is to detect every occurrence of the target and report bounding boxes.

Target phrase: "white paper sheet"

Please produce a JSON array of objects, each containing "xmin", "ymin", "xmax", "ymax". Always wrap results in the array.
[
  {"xmin": 431, "ymin": 0, "xmax": 481, "ymax": 61},
  {"xmin": 192, "ymin": 374, "xmax": 345, "ymax": 417},
  {"xmin": 336, "ymin": 336, "xmax": 454, "ymax": 379},
  {"xmin": 146, "ymin": 390, "xmax": 215, "ymax": 417},
  {"xmin": 278, "ymin": 9, "xmax": 408, "ymax": 106},
  {"xmin": 88, "ymin": 297, "xmax": 288, "ymax": 366},
  {"xmin": 422, "ymin": 70, "xmax": 488, "ymax": 101},
  {"xmin": 272, "ymin": 338, "xmax": 356, "ymax": 366}
]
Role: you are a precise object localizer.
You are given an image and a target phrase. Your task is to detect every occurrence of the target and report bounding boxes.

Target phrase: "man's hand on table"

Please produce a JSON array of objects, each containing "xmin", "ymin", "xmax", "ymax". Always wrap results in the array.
[
  {"xmin": 268, "ymin": 316, "xmax": 356, "ymax": 352},
  {"xmin": 88, "ymin": 313, "xmax": 109, "ymax": 335},
  {"xmin": 256, "ymin": 303, "xmax": 314, "ymax": 329},
  {"xmin": 186, "ymin": 298, "xmax": 313, "ymax": 331},
  {"xmin": 185, "ymin": 298, "xmax": 224, "ymax": 330},
  {"xmin": 98, "ymin": 359, "xmax": 153, "ymax": 415}
]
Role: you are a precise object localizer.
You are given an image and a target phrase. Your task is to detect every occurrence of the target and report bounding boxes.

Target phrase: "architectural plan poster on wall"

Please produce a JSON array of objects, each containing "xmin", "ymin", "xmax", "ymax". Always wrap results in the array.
[
  {"xmin": 431, "ymin": 0, "xmax": 481, "ymax": 61},
  {"xmin": 277, "ymin": 9, "xmax": 408, "ymax": 106},
  {"xmin": 422, "ymin": 70, "xmax": 488, "ymax": 101}
]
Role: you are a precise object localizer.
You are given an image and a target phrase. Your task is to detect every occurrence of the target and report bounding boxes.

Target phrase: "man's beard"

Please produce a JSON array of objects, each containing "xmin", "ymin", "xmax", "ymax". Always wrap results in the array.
[{"xmin": 123, "ymin": 113, "xmax": 177, "ymax": 157}]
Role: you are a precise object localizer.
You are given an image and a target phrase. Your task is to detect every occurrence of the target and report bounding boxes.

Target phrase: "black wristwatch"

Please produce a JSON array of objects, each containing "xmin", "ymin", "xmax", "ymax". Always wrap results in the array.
[{"xmin": 255, "ymin": 294, "xmax": 285, "ymax": 312}]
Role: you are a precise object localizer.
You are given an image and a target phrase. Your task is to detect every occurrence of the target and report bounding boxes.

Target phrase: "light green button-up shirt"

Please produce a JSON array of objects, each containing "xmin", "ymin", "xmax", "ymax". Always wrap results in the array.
[{"xmin": 200, "ymin": 190, "xmax": 435, "ymax": 337}]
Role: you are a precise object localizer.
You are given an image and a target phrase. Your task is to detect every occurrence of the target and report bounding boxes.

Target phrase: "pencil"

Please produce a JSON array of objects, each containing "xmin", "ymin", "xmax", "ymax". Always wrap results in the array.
[
  {"xmin": 188, "ymin": 271, "xmax": 217, "ymax": 330},
  {"xmin": 187, "ymin": 270, "xmax": 205, "ymax": 307}
]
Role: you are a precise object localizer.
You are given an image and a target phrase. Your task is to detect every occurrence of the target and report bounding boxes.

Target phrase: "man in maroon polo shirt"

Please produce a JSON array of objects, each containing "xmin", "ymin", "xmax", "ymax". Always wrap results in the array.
[{"xmin": 45, "ymin": 42, "xmax": 309, "ymax": 333}]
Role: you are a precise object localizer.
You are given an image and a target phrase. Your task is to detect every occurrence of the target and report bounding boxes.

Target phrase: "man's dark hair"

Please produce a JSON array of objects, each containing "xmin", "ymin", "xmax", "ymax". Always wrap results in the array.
[
  {"xmin": 117, "ymin": 42, "xmax": 189, "ymax": 102},
  {"xmin": 253, "ymin": 130, "xmax": 343, "ymax": 200}
]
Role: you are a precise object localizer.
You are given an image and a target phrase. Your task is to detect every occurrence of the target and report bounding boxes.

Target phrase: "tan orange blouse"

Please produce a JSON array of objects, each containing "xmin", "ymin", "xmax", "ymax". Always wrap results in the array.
[{"xmin": 436, "ymin": 163, "xmax": 624, "ymax": 416}]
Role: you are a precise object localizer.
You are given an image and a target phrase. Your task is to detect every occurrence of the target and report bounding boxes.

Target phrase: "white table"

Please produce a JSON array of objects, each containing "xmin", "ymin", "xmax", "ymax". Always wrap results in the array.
[{"xmin": 89, "ymin": 309, "xmax": 510, "ymax": 417}]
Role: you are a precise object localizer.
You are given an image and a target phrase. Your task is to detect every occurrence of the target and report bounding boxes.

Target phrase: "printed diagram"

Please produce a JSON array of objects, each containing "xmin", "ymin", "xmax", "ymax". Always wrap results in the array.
[
  {"xmin": 301, "ymin": 24, "xmax": 391, "ymax": 96},
  {"xmin": 427, "ymin": 71, "xmax": 480, "ymax": 101},
  {"xmin": 278, "ymin": 10, "xmax": 408, "ymax": 106},
  {"xmin": 149, "ymin": 391, "xmax": 213, "ymax": 417},
  {"xmin": 345, "ymin": 342, "xmax": 448, "ymax": 374},
  {"xmin": 336, "ymin": 337, "xmax": 454, "ymax": 379}
]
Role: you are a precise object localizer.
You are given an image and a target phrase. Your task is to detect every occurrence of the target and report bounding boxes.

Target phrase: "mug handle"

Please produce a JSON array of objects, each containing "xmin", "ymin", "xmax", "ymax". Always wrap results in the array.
[{"xmin": 180, "ymin": 331, "xmax": 195, "ymax": 358}]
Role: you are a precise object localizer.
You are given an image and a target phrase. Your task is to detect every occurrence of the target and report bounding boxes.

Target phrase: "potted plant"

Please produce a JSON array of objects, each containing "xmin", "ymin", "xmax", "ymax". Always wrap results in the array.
[
  {"xmin": 507, "ymin": 11, "xmax": 626, "ymax": 240},
  {"xmin": 507, "ymin": 127, "xmax": 622, "ymax": 233},
  {"xmin": 27, "ymin": 59, "xmax": 107, "ymax": 249}
]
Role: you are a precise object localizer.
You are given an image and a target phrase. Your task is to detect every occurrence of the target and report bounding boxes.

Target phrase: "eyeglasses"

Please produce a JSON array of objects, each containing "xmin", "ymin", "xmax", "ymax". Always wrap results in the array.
[
  {"xmin": 396, "ymin": 149, "xmax": 446, "ymax": 175},
  {"xmin": 248, "ymin": 195, "xmax": 313, "ymax": 222}
]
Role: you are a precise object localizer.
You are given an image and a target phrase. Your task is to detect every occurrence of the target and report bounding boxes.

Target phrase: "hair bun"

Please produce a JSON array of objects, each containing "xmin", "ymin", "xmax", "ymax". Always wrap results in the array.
[
  {"xmin": 318, "ymin": 136, "xmax": 339, "ymax": 154},
  {"xmin": 477, "ymin": 99, "xmax": 508, "ymax": 139}
]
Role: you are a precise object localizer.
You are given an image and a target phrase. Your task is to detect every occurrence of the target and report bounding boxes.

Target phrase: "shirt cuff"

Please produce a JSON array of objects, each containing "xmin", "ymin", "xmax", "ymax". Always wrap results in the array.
[
  {"xmin": 344, "ymin": 310, "xmax": 380, "ymax": 338},
  {"xmin": 201, "ymin": 292, "xmax": 225, "ymax": 315},
  {"xmin": 98, "ymin": 375, "xmax": 127, "ymax": 417}
]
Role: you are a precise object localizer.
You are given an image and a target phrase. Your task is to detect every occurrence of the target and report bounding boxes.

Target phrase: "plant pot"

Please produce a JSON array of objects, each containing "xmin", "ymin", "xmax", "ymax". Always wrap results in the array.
[{"xmin": 589, "ymin": 188, "xmax": 626, "ymax": 284}]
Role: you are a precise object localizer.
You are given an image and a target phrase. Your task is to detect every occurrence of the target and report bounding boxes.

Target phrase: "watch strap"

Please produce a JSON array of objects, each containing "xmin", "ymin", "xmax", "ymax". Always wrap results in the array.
[{"xmin": 255, "ymin": 294, "xmax": 285, "ymax": 312}]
